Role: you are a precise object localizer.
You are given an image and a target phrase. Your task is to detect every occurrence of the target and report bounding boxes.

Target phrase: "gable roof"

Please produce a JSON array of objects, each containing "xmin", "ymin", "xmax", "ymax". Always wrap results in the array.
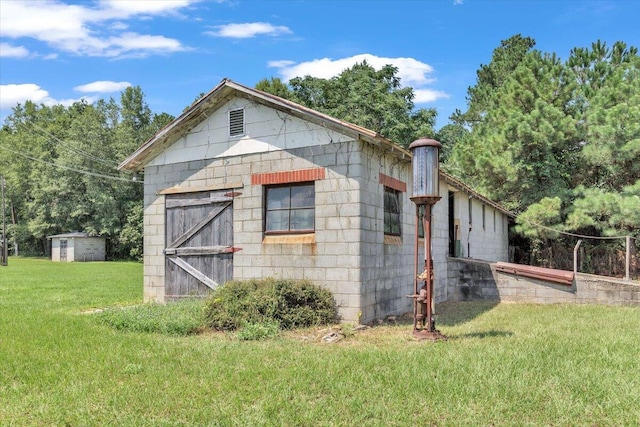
[
  {"xmin": 118, "ymin": 78, "xmax": 410, "ymax": 172},
  {"xmin": 118, "ymin": 78, "xmax": 513, "ymax": 217}
]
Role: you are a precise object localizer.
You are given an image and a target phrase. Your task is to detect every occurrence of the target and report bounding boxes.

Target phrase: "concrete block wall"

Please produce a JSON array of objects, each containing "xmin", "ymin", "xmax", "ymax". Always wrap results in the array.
[
  {"xmin": 74, "ymin": 238, "xmax": 106, "ymax": 262},
  {"xmin": 142, "ymin": 139, "xmax": 366, "ymax": 321},
  {"xmin": 142, "ymin": 147, "xmax": 512, "ymax": 321},
  {"xmin": 358, "ymin": 143, "xmax": 411, "ymax": 322},
  {"xmin": 357, "ymin": 144, "xmax": 451, "ymax": 323},
  {"xmin": 138, "ymin": 94, "xmax": 512, "ymax": 321},
  {"xmin": 453, "ymin": 193, "xmax": 508, "ymax": 261},
  {"xmin": 448, "ymin": 257, "xmax": 640, "ymax": 305},
  {"xmin": 431, "ymin": 186, "xmax": 450, "ymax": 303},
  {"xmin": 144, "ymin": 136, "xmax": 457, "ymax": 322},
  {"xmin": 234, "ymin": 141, "xmax": 364, "ymax": 322}
]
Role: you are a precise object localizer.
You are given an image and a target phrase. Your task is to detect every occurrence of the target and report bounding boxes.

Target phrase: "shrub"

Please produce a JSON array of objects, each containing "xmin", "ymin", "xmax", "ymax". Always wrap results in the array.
[
  {"xmin": 96, "ymin": 299, "xmax": 205, "ymax": 336},
  {"xmin": 204, "ymin": 278, "xmax": 336, "ymax": 331}
]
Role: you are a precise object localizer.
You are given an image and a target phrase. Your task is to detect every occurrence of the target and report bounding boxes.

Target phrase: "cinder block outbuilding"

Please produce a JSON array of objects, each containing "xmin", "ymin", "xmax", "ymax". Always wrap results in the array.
[
  {"xmin": 119, "ymin": 79, "xmax": 513, "ymax": 323},
  {"xmin": 48, "ymin": 232, "xmax": 106, "ymax": 262}
]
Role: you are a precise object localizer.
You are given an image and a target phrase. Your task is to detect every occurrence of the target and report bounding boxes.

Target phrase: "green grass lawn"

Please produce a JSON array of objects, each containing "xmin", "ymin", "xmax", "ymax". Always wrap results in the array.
[{"xmin": 1, "ymin": 258, "xmax": 639, "ymax": 426}]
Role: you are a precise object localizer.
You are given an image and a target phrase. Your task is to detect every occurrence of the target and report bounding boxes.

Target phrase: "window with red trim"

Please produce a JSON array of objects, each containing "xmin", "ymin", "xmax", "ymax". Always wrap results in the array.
[
  {"xmin": 384, "ymin": 187, "xmax": 401, "ymax": 236},
  {"xmin": 265, "ymin": 183, "xmax": 315, "ymax": 234}
]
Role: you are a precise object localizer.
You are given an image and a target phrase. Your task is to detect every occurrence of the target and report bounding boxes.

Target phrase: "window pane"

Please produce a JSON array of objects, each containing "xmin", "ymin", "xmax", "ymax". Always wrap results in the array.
[
  {"xmin": 266, "ymin": 210, "xmax": 289, "ymax": 231},
  {"xmin": 267, "ymin": 187, "xmax": 290, "ymax": 210},
  {"xmin": 384, "ymin": 187, "xmax": 401, "ymax": 235},
  {"xmin": 384, "ymin": 191, "xmax": 392, "ymax": 212},
  {"xmin": 290, "ymin": 208, "xmax": 314, "ymax": 230},
  {"xmin": 384, "ymin": 188, "xmax": 400, "ymax": 214},
  {"xmin": 265, "ymin": 183, "xmax": 316, "ymax": 233},
  {"xmin": 390, "ymin": 195, "xmax": 399, "ymax": 213},
  {"xmin": 389, "ymin": 213, "xmax": 400, "ymax": 235},
  {"xmin": 290, "ymin": 185, "xmax": 314, "ymax": 208}
]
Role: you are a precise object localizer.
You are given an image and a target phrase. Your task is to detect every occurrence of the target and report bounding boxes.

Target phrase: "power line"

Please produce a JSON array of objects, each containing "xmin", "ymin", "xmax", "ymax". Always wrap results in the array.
[
  {"xmin": 517, "ymin": 216, "xmax": 639, "ymax": 241},
  {"xmin": 23, "ymin": 122, "xmax": 125, "ymax": 170},
  {"xmin": 3, "ymin": 147, "xmax": 141, "ymax": 184}
]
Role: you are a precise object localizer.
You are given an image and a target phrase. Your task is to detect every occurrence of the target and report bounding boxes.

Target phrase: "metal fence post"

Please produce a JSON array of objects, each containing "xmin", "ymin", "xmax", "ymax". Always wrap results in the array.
[
  {"xmin": 626, "ymin": 236, "xmax": 631, "ymax": 281},
  {"xmin": 573, "ymin": 240, "xmax": 582, "ymax": 276},
  {"xmin": 1, "ymin": 176, "xmax": 7, "ymax": 266}
]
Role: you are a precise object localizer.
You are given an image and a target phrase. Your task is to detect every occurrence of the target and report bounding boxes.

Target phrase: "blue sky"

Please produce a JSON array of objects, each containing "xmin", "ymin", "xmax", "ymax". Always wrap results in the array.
[{"xmin": 1, "ymin": 0, "xmax": 639, "ymax": 129}]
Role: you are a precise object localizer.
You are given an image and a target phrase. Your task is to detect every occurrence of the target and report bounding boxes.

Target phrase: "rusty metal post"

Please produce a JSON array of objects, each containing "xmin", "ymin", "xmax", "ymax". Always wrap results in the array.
[
  {"xmin": 412, "ymin": 202, "xmax": 445, "ymax": 341},
  {"xmin": 408, "ymin": 138, "xmax": 445, "ymax": 341},
  {"xmin": 424, "ymin": 204, "xmax": 434, "ymax": 332},
  {"xmin": 413, "ymin": 204, "xmax": 420, "ymax": 331}
]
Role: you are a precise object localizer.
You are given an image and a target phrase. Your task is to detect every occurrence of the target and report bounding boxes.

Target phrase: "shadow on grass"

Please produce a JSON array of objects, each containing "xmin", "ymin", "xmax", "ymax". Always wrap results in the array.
[
  {"xmin": 446, "ymin": 330, "xmax": 514, "ymax": 340},
  {"xmin": 374, "ymin": 301, "xmax": 507, "ymax": 340},
  {"xmin": 380, "ymin": 301, "xmax": 500, "ymax": 329},
  {"xmin": 435, "ymin": 300, "xmax": 500, "ymax": 327}
]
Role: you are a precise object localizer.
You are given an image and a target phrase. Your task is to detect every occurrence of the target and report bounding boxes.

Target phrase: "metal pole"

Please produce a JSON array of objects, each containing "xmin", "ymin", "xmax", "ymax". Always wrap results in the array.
[
  {"xmin": 413, "ymin": 205, "xmax": 420, "ymax": 331},
  {"xmin": 573, "ymin": 239, "xmax": 582, "ymax": 276},
  {"xmin": 626, "ymin": 236, "xmax": 631, "ymax": 281},
  {"xmin": 424, "ymin": 204, "xmax": 433, "ymax": 332},
  {"xmin": 1, "ymin": 176, "xmax": 7, "ymax": 266}
]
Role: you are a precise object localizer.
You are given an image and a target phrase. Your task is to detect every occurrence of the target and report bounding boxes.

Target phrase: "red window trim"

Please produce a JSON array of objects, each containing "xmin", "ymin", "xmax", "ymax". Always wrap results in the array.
[
  {"xmin": 252, "ymin": 168, "xmax": 325, "ymax": 186},
  {"xmin": 379, "ymin": 172, "xmax": 406, "ymax": 193}
]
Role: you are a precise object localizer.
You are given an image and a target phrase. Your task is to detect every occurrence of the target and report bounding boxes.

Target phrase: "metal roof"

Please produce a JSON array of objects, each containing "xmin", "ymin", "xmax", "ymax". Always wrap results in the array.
[{"xmin": 46, "ymin": 232, "xmax": 105, "ymax": 239}]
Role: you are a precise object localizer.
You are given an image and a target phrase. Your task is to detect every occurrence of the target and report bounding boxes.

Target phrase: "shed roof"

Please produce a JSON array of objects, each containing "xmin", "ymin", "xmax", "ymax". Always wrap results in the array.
[
  {"xmin": 118, "ymin": 78, "xmax": 514, "ymax": 217},
  {"xmin": 47, "ymin": 232, "xmax": 105, "ymax": 239},
  {"xmin": 118, "ymin": 78, "xmax": 411, "ymax": 172}
]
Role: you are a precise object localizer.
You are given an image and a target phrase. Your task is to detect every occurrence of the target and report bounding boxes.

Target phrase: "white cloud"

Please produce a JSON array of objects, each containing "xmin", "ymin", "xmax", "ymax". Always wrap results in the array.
[
  {"xmin": 267, "ymin": 60, "xmax": 295, "ymax": 68},
  {"xmin": 1, "ymin": 1, "xmax": 92, "ymax": 42},
  {"xmin": 106, "ymin": 32, "xmax": 185, "ymax": 56},
  {"xmin": 74, "ymin": 81, "xmax": 132, "ymax": 93},
  {"xmin": 207, "ymin": 22, "xmax": 292, "ymax": 39},
  {"xmin": 0, "ymin": 0, "xmax": 192, "ymax": 58},
  {"xmin": 269, "ymin": 53, "xmax": 449, "ymax": 103},
  {"xmin": 0, "ymin": 43, "xmax": 29, "ymax": 58},
  {"xmin": 271, "ymin": 54, "xmax": 434, "ymax": 86},
  {"xmin": 0, "ymin": 83, "xmax": 86, "ymax": 109},
  {"xmin": 414, "ymin": 88, "xmax": 451, "ymax": 103},
  {"xmin": 109, "ymin": 22, "xmax": 130, "ymax": 31},
  {"xmin": 99, "ymin": 0, "xmax": 194, "ymax": 16}
]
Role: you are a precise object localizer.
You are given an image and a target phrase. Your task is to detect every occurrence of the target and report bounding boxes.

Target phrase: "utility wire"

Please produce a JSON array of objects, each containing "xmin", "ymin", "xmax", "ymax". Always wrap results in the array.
[
  {"xmin": 517, "ymin": 216, "xmax": 639, "ymax": 241},
  {"xmin": 3, "ymin": 147, "xmax": 141, "ymax": 184},
  {"xmin": 23, "ymin": 122, "xmax": 124, "ymax": 169}
]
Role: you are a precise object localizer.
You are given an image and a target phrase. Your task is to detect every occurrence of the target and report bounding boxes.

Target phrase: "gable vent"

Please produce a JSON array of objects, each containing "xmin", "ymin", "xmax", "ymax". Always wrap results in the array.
[{"xmin": 229, "ymin": 108, "xmax": 245, "ymax": 137}]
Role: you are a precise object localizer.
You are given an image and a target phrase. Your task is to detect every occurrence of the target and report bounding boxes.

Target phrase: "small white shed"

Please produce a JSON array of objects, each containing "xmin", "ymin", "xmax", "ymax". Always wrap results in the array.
[{"xmin": 48, "ymin": 232, "xmax": 106, "ymax": 262}]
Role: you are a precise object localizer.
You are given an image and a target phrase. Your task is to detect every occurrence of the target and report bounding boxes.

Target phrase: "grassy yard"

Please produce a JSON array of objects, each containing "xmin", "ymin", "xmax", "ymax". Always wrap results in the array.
[{"xmin": 1, "ymin": 258, "xmax": 639, "ymax": 426}]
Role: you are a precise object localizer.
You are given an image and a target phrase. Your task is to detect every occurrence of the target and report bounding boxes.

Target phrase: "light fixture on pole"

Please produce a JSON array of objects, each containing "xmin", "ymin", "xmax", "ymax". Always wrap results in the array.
[{"xmin": 409, "ymin": 138, "xmax": 445, "ymax": 341}]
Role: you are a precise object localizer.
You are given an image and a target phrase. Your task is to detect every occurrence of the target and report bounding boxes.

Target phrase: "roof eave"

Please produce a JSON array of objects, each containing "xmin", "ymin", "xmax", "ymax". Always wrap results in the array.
[
  {"xmin": 440, "ymin": 170, "xmax": 515, "ymax": 218},
  {"xmin": 118, "ymin": 79, "xmax": 233, "ymax": 171},
  {"xmin": 118, "ymin": 79, "xmax": 412, "ymax": 171}
]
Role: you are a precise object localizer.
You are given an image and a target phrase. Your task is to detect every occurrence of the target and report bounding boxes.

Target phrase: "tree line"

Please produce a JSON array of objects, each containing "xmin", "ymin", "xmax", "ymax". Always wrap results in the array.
[
  {"xmin": 0, "ymin": 87, "xmax": 173, "ymax": 259},
  {"xmin": 444, "ymin": 35, "xmax": 639, "ymax": 272},
  {"xmin": 1, "ymin": 34, "xmax": 637, "ymax": 271}
]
